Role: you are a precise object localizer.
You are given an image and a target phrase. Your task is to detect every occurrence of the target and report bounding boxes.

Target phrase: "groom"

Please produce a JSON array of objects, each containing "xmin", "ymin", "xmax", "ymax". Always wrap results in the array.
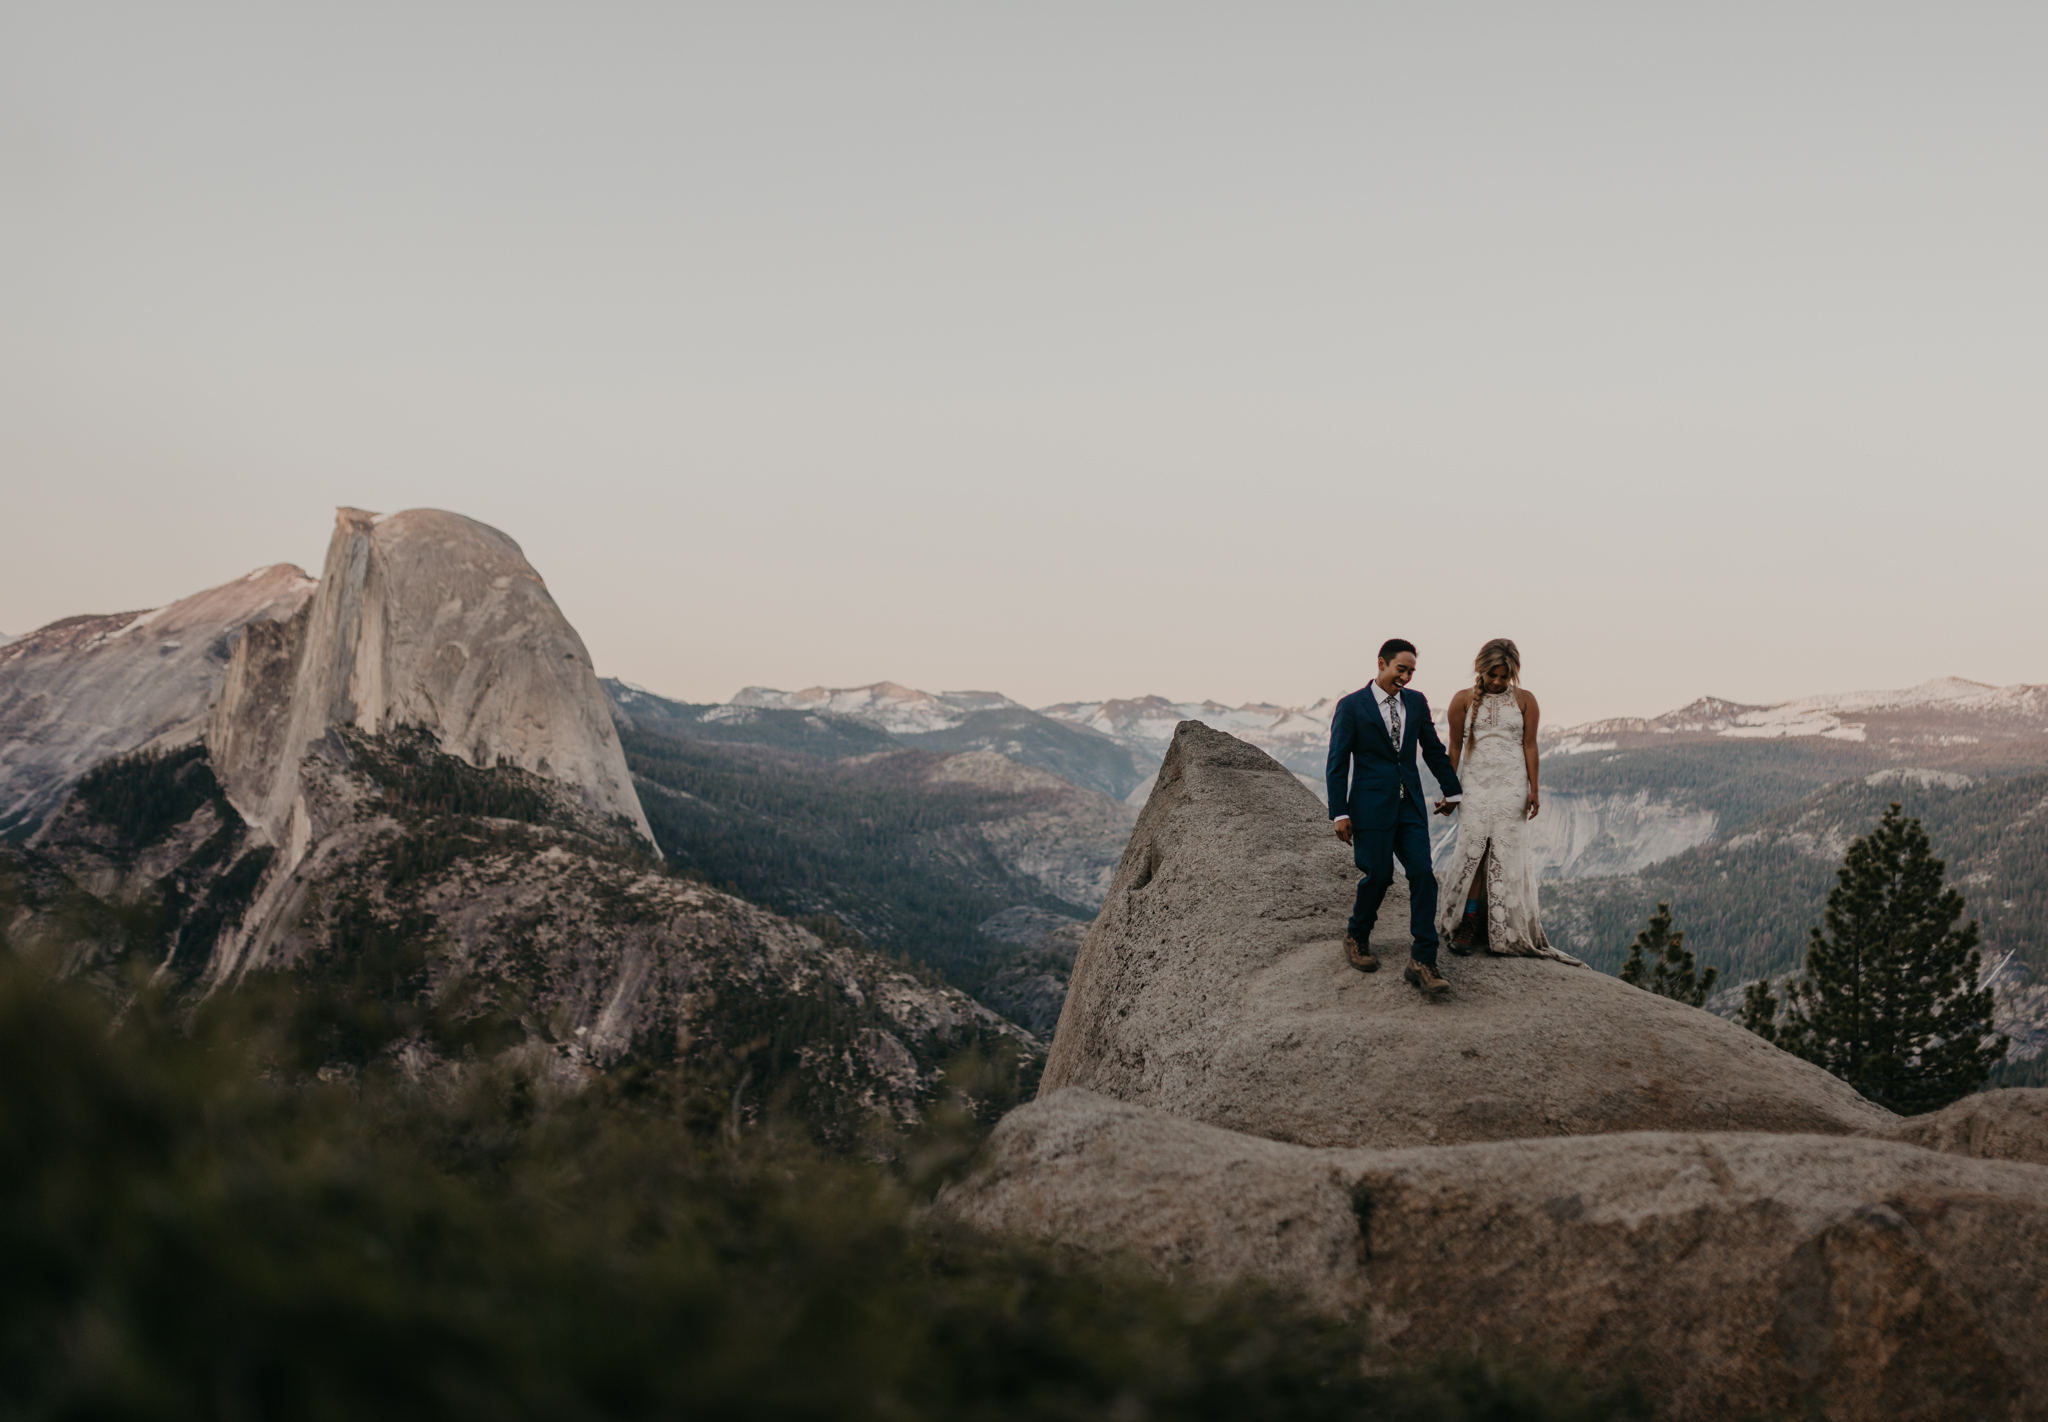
[{"xmin": 1326, "ymin": 639, "xmax": 1463, "ymax": 996}]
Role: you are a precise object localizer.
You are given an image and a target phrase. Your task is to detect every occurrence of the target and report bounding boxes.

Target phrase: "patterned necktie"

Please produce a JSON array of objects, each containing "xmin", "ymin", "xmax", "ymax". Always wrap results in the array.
[{"xmin": 1386, "ymin": 691, "xmax": 1402, "ymax": 751}]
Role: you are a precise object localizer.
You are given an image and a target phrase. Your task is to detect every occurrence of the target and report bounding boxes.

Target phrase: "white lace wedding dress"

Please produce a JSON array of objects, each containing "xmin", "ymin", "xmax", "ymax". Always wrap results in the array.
[{"xmin": 1436, "ymin": 691, "xmax": 1584, "ymax": 964}]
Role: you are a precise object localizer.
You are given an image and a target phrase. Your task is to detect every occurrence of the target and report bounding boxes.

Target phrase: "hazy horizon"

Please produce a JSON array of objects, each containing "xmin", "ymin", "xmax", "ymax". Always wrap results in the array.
[
  {"xmin": 6, "ymin": 4, "xmax": 2043, "ymax": 725},
  {"xmin": 2, "ymin": 518, "xmax": 2031, "ymax": 728}
]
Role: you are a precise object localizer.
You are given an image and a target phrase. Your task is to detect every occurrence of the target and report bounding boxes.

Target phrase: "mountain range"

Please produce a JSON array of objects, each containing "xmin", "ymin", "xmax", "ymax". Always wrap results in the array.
[
  {"xmin": 8, "ymin": 518, "xmax": 2044, "ymax": 1411},
  {"xmin": 7, "ymin": 529, "xmax": 2048, "ymax": 1085},
  {"xmin": 648, "ymin": 675, "xmax": 2048, "ymax": 881},
  {"xmin": 733, "ymin": 683, "xmax": 1335, "ymax": 788},
  {"xmin": 723, "ymin": 674, "xmax": 2048, "ymax": 774}
]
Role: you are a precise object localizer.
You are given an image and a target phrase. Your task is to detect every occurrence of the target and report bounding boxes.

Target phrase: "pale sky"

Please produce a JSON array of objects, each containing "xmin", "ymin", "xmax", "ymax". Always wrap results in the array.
[{"xmin": 4, "ymin": 3, "xmax": 2043, "ymax": 726}]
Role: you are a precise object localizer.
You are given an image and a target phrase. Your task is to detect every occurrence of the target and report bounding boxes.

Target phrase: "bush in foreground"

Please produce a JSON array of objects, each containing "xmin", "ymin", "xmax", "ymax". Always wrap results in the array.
[{"xmin": 0, "ymin": 945, "xmax": 1646, "ymax": 1421}]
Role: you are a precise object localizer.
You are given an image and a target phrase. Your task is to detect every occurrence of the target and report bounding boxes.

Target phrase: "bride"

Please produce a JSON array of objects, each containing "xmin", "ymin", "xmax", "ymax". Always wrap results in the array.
[{"xmin": 1437, "ymin": 639, "xmax": 1584, "ymax": 964}]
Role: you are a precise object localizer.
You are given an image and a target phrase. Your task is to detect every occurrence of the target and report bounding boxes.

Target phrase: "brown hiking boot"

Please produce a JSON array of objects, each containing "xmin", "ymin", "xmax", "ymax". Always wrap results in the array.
[
  {"xmin": 1344, "ymin": 935, "xmax": 1378, "ymax": 972},
  {"xmin": 1448, "ymin": 913, "xmax": 1484, "ymax": 956},
  {"xmin": 1404, "ymin": 958, "xmax": 1450, "ymax": 996}
]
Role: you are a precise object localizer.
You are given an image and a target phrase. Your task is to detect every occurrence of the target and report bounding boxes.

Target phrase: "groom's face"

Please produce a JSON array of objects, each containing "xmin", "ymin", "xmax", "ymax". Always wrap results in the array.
[{"xmin": 1377, "ymin": 652, "xmax": 1416, "ymax": 694}]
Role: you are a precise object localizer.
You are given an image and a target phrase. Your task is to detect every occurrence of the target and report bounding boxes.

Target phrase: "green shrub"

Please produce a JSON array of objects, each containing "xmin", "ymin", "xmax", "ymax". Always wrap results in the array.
[{"xmin": 0, "ymin": 944, "xmax": 1648, "ymax": 1421}]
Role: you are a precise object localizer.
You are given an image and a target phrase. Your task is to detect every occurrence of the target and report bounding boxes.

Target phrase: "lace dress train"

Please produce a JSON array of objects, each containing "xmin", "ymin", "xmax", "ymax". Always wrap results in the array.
[{"xmin": 1436, "ymin": 691, "xmax": 1584, "ymax": 965}]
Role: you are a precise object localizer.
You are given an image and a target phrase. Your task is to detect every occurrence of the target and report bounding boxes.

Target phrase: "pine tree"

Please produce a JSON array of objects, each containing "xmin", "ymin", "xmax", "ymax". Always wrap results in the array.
[
  {"xmin": 1770, "ymin": 802, "xmax": 2006, "ymax": 1115},
  {"xmin": 1617, "ymin": 902, "xmax": 1718, "ymax": 1007},
  {"xmin": 1737, "ymin": 979, "xmax": 1779, "ymax": 1043}
]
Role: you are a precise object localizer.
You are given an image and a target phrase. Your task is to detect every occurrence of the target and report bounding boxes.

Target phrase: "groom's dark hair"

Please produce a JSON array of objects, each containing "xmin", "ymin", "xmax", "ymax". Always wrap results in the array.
[{"xmin": 1378, "ymin": 638, "xmax": 1417, "ymax": 663}]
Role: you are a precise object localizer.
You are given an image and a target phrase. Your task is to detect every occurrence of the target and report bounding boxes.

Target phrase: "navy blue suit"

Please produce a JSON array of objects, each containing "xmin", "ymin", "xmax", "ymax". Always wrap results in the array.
[{"xmin": 1325, "ymin": 684, "xmax": 1464, "ymax": 963}]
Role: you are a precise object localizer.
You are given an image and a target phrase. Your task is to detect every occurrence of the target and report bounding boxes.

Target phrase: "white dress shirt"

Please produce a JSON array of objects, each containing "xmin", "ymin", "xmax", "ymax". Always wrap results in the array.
[{"xmin": 1333, "ymin": 682, "xmax": 1461, "ymax": 824}]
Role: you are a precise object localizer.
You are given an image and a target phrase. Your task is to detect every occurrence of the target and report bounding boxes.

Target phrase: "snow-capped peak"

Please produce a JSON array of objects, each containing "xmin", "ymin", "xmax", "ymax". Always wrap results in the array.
[
  {"xmin": 1543, "ymin": 678, "xmax": 2048, "ymax": 747},
  {"xmin": 731, "ymin": 682, "xmax": 1026, "ymax": 735},
  {"xmin": 1036, "ymin": 694, "xmax": 1338, "ymax": 772}
]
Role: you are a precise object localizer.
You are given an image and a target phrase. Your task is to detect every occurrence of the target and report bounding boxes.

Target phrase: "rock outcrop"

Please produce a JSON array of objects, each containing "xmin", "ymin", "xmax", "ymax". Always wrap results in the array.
[
  {"xmin": 1043, "ymin": 721, "xmax": 1893, "ymax": 1148},
  {"xmin": 946, "ymin": 721, "xmax": 2048, "ymax": 1416},
  {"xmin": 0, "ymin": 565, "xmax": 314, "ymax": 836},
  {"xmin": 947, "ymin": 1088, "xmax": 2048, "ymax": 1422},
  {"xmin": 207, "ymin": 508, "xmax": 652, "ymax": 859},
  {"xmin": 1877, "ymin": 1087, "xmax": 2048, "ymax": 1167}
]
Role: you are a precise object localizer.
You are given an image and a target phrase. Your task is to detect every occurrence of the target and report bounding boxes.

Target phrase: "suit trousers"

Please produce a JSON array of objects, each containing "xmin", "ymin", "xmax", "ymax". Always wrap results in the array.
[{"xmin": 1348, "ymin": 792, "xmax": 1442, "ymax": 964}]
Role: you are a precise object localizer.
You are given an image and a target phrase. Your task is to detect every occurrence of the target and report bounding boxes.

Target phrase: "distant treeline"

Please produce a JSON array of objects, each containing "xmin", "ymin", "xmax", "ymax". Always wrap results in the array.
[
  {"xmin": 70, "ymin": 744, "xmax": 223, "ymax": 848},
  {"xmin": 356, "ymin": 730, "xmax": 556, "ymax": 825}
]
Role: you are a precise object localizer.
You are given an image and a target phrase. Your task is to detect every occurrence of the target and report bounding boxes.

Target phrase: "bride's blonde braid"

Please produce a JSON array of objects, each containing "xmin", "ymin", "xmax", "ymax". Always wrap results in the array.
[{"xmin": 1467, "ymin": 638, "xmax": 1522, "ymax": 752}]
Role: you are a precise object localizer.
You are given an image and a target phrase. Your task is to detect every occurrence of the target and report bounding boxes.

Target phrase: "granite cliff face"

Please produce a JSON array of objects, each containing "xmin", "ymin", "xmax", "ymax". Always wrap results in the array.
[
  {"xmin": 946, "ymin": 721, "xmax": 2048, "ymax": 1418},
  {"xmin": 208, "ymin": 508, "xmax": 651, "ymax": 860},
  {"xmin": 0, "ymin": 565, "xmax": 314, "ymax": 836},
  {"xmin": 1509, "ymin": 788, "xmax": 1721, "ymax": 879}
]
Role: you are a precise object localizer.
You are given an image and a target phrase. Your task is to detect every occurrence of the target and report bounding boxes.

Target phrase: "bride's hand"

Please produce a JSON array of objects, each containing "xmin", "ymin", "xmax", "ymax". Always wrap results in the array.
[{"xmin": 1524, "ymin": 793, "xmax": 1540, "ymax": 820}]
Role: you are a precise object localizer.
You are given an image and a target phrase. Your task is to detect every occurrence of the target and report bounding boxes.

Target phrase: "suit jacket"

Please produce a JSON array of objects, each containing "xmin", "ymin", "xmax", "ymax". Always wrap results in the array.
[{"xmin": 1325, "ymin": 683, "xmax": 1463, "ymax": 831}]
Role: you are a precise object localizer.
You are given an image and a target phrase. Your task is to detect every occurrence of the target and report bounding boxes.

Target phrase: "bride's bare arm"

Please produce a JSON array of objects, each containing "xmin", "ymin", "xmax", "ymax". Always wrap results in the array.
[
  {"xmin": 1520, "ymin": 690, "xmax": 1541, "ymax": 819},
  {"xmin": 1446, "ymin": 689, "xmax": 1469, "ymax": 773}
]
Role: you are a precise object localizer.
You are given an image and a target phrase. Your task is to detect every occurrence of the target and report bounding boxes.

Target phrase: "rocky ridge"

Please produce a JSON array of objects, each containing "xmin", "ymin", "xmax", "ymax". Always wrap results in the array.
[
  {"xmin": 0, "ymin": 564, "xmax": 314, "ymax": 836},
  {"xmin": 1553, "ymin": 678, "xmax": 2048, "ymax": 751},
  {"xmin": 733, "ymin": 682, "xmax": 1023, "ymax": 735},
  {"xmin": 720, "ymin": 682, "xmax": 1144, "ymax": 799},
  {"xmin": 1039, "ymin": 695, "xmax": 1336, "ymax": 780}
]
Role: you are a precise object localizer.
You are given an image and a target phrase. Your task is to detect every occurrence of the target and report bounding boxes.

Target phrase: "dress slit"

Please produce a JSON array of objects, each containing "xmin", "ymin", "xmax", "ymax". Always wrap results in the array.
[{"xmin": 1434, "ymin": 692, "xmax": 1584, "ymax": 966}]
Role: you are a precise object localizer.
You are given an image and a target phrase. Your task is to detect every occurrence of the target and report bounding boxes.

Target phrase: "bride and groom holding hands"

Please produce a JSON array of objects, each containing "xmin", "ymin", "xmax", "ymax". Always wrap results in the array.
[{"xmin": 1327, "ymin": 636, "xmax": 1584, "ymax": 997}]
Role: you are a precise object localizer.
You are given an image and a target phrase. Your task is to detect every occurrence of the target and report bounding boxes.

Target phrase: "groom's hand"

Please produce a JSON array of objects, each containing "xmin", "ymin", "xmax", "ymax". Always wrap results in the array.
[
  {"xmin": 1433, "ymin": 799, "xmax": 1456, "ymax": 817},
  {"xmin": 1333, "ymin": 819, "xmax": 1353, "ymax": 845}
]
